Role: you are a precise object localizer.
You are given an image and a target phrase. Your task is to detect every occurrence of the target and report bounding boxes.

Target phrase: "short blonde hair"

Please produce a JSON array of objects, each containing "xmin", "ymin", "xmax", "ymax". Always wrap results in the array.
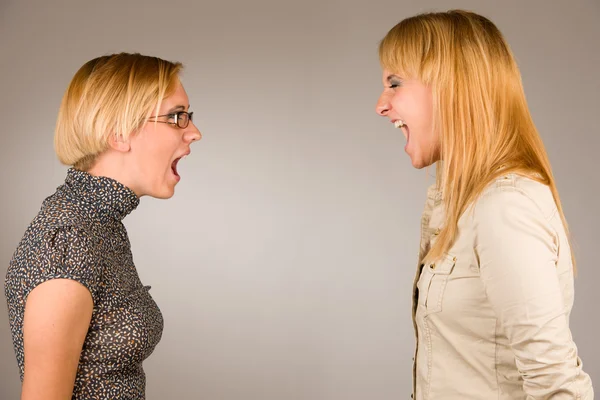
[
  {"xmin": 379, "ymin": 10, "xmax": 575, "ymax": 269},
  {"xmin": 54, "ymin": 52, "xmax": 183, "ymax": 171}
]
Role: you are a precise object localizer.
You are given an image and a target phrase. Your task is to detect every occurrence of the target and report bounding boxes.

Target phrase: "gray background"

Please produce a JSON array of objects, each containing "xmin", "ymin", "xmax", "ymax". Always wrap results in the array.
[{"xmin": 1, "ymin": 0, "xmax": 598, "ymax": 399}]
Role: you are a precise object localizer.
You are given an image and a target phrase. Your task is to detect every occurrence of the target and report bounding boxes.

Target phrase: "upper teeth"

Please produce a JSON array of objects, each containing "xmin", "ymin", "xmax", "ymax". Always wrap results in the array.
[{"xmin": 394, "ymin": 120, "xmax": 405, "ymax": 129}]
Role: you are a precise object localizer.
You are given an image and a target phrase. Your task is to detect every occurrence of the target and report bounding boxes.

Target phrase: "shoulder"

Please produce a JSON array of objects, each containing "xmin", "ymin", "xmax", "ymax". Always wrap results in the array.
[
  {"xmin": 10, "ymin": 222, "xmax": 99, "ymax": 274},
  {"xmin": 473, "ymin": 174, "xmax": 557, "ymax": 223},
  {"xmin": 35, "ymin": 189, "xmax": 90, "ymax": 231},
  {"xmin": 8, "ymin": 224, "xmax": 102, "ymax": 305},
  {"xmin": 467, "ymin": 174, "xmax": 560, "ymax": 251},
  {"xmin": 7, "ymin": 205, "xmax": 102, "ymax": 295},
  {"xmin": 15, "ymin": 193, "xmax": 97, "ymax": 261}
]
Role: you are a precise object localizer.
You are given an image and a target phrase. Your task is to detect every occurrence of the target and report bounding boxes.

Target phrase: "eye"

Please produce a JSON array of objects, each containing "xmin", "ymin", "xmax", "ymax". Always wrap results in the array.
[{"xmin": 166, "ymin": 113, "xmax": 177, "ymax": 120}]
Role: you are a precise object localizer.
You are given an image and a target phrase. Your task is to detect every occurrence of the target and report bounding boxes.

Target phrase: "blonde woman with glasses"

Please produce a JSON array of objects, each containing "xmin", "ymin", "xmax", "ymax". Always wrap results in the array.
[
  {"xmin": 5, "ymin": 52, "xmax": 201, "ymax": 399},
  {"xmin": 375, "ymin": 10, "xmax": 593, "ymax": 400}
]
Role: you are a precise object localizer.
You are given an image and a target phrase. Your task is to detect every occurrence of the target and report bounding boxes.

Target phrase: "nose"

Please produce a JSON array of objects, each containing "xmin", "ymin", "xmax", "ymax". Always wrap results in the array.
[
  {"xmin": 375, "ymin": 92, "xmax": 390, "ymax": 116},
  {"xmin": 184, "ymin": 121, "xmax": 202, "ymax": 143}
]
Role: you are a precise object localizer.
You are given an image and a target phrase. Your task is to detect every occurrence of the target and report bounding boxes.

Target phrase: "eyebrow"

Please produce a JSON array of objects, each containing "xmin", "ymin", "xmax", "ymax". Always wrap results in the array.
[{"xmin": 167, "ymin": 104, "xmax": 190, "ymax": 113}]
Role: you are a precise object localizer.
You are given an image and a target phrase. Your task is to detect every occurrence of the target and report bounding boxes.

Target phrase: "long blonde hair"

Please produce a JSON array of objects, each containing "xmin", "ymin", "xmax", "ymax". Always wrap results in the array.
[
  {"xmin": 54, "ymin": 52, "xmax": 183, "ymax": 171},
  {"xmin": 379, "ymin": 10, "xmax": 575, "ymax": 269}
]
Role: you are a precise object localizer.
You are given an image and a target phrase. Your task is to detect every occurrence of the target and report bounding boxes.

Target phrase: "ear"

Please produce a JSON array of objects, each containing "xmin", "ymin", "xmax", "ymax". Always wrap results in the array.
[{"xmin": 108, "ymin": 132, "xmax": 131, "ymax": 153}]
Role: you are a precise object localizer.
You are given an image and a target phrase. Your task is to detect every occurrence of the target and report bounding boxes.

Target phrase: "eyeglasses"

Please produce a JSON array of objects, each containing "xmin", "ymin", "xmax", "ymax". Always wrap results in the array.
[{"xmin": 147, "ymin": 111, "xmax": 194, "ymax": 129}]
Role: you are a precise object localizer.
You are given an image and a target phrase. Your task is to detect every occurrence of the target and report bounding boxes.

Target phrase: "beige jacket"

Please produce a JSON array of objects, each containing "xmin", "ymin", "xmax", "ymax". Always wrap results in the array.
[{"xmin": 412, "ymin": 174, "xmax": 594, "ymax": 399}]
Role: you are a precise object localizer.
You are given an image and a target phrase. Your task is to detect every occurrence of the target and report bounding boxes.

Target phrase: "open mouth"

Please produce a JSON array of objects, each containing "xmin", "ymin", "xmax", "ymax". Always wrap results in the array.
[
  {"xmin": 393, "ymin": 120, "xmax": 409, "ymax": 143},
  {"xmin": 392, "ymin": 120, "xmax": 411, "ymax": 152},
  {"xmin": 171, "ymin": 155, "xmax": 187, "ymax": 179},
  {"xmin": 171, "ymin": 159, "xmax": 180, "ymax": 178},
  {"xmin": 394, "ymin": 120, "xmax": 405, "ymax": 129}
]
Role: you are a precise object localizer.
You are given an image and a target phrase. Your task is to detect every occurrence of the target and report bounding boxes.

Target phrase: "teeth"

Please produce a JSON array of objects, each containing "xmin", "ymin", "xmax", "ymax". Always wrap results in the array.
[{"xmin": 394, "ymin": 120, "xmax": 406, "ymax": 129}]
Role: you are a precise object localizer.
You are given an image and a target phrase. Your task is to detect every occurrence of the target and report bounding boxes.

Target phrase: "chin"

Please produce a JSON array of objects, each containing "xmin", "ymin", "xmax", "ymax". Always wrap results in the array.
[
  {"xmin": 410, "ymin": 157, "xmax": 427, "ymax": 169},
  {"xmin": 148, "ymin": 184, "xmax": 176, "ymax": 200},
  {"xmin": 410, "ymin": 153, "xmax": 437, "ymax": 170},
  {"xmin": 157, "ymin": 189, "xmax": 176, "ymax": 199}
]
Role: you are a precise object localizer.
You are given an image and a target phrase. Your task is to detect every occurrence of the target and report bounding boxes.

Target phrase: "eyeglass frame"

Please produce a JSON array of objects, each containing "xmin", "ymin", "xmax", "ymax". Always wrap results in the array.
[{"xmin": 147, "ymin": 111, "xmax": 194, "ymax": 129}]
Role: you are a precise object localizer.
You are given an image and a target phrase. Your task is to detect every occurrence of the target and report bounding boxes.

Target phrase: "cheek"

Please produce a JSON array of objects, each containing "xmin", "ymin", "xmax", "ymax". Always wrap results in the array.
[
  {"xmin": 413, "ymin": 92, "xmax": 435, "ymax": 142},
  {"xmin": 391, "ymin": 91, "xmax": 421, "ymax": 123},
  {"xmin": 139, "ymin": 140, "xmax": 162, "ymax": 165},
  {"xmin": 133, "ymin": 133, "xmax": 175, "ymax": 171},
  {"xmin": 390, "ymin": 93, "xmax": 405, "ymax": 114}
]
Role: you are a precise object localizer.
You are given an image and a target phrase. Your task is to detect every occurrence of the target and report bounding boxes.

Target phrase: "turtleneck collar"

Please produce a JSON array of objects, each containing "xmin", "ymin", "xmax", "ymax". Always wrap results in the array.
[{"xmin": 63, "ymin": 168, "xmax": 140, "ymax": 221}]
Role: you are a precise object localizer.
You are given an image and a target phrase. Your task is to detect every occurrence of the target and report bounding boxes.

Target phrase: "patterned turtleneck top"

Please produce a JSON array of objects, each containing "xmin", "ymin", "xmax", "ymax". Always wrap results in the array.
[{"xmin": 5, "ymin": 168, "xmax": 164, "ymax": 399}]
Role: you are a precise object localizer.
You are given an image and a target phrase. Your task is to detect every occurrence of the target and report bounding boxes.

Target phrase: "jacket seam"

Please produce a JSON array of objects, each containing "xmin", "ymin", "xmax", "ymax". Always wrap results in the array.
[{"xmin": 495, "ymin": 320, "xmax": 500, "ymax": 400}]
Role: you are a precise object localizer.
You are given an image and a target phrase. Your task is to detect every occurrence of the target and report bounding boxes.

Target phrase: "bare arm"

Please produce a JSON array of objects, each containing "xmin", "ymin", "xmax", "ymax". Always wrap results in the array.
[{"xmin": 21, "ymin": 279, "xmax": 93, "ymax": 400}]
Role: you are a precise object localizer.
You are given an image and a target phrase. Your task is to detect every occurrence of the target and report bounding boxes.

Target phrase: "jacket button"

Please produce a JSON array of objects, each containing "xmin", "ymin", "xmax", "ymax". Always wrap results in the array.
[{"xmin": 431, "ymin": 263, "xmax": 436, "ymax": 270}]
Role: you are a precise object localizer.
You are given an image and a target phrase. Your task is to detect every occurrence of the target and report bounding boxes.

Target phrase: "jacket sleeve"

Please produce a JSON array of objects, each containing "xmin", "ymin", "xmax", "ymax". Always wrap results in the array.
[{"xmin": 474, "ymin": 187, "xmax": 591, "ymax": 399}]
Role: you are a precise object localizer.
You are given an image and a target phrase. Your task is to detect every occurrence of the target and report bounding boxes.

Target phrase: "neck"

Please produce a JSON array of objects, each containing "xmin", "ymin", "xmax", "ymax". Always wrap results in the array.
[{"xmin": 87, "ymin": 151, "xmax": 142, "ymax": 198}]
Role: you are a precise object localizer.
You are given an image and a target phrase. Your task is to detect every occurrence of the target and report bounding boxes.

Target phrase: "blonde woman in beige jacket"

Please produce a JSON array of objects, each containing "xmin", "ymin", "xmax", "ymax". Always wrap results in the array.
[{"xmin": 375, "ymin": 10, "xmax": 593, "ymax": 400}]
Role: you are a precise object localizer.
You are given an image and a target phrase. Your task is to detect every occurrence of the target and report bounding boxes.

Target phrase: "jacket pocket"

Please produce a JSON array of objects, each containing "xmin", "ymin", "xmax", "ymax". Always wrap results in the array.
[{"xmin": 420, "ymin": 253, "xmax": 457, "ymax": 314}]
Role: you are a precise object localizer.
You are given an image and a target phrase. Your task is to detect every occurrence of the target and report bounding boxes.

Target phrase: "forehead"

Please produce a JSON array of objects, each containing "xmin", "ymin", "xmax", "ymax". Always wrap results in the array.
[
  {"xmin": 167, "ymin": 82, "xmax": 187, "ymax": 100},
  {"xmin": 160, "ymin": 82, "xmax": 189, "ymax": 109}
]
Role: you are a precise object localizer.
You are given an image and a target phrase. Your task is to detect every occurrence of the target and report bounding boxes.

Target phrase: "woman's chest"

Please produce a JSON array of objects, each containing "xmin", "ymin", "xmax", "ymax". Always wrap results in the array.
[
  {"xmin": 415, "ymin": 206, "xmax": 496, "ymax": 332},
  {"xmin": 85, "ymin": 237, "xmax": 164, "ymax": 365}
]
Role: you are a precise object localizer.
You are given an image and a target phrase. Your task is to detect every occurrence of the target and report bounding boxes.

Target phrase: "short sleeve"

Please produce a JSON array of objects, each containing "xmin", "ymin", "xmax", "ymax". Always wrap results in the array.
[{"xmin": 23, "ymin": 226, "xmax": 100, "ymax": 304}]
